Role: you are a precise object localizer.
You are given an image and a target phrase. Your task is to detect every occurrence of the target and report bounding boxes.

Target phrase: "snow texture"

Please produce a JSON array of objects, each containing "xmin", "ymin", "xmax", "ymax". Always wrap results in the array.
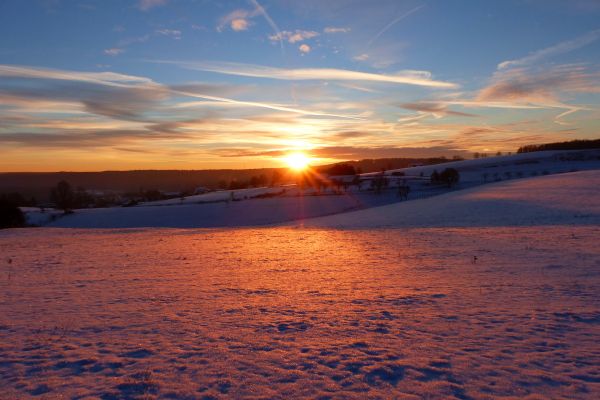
[{"xmin": 1, "ymin": 226, "xmax": 599, "ymax": 399}]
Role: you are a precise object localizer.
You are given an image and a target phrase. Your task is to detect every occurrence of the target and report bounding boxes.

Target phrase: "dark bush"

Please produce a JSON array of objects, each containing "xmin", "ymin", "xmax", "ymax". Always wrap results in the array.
[
  {"xmin": 0, "ymin": 198, "xmax": 25, "ymax": 229},
  {"xmin": 432, "ymin": 168, "xmax": 460, "ymax": 187}
]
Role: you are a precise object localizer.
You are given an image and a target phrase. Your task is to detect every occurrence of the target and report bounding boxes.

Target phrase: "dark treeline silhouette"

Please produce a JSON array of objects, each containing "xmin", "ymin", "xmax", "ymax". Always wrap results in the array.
[
  {"xmin": 328, "ymin": 157, "xmax": 462, "ymax": 175},
  {"xmin": 517, "ymin": 139, "xmax": 600, "ymax": 154},
  {"xmin": 0, "ymin": 169, "xmax": 286, "ymax": 202},
  {"xmin": 0, "ymin": 192, "xmax": 37, "ymax": 207},
  {"xmin": 318, "ymin": 163, "xmax": 357, "ymax": 176}
]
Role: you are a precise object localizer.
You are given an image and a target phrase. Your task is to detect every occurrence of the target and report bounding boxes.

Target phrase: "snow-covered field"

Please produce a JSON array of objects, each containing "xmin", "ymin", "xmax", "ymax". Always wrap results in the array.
[
  {"xmin": 1, "ymin": 226, "xmax": 599, "ymax": 399},
  {"xmin": 1, "ymin": 169, "xmax": 599, "ymax": 399}
]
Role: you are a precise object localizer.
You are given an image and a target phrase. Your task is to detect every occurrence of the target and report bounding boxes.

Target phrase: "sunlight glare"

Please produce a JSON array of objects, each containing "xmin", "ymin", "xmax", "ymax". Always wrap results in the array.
[{"xmin": 284, "ymin": 152, "xmax": 311, "ymax": 171}]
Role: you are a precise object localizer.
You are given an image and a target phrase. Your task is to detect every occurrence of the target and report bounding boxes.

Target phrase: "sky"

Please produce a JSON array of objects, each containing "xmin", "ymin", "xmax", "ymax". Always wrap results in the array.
[{"xmin": 0, "ymin": 0, "xmax": 599, "ymax": 172}]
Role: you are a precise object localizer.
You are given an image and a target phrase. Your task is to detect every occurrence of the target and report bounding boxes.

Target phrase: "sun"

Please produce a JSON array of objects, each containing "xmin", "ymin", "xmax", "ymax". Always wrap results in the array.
[{"xmin": 284, "ymin": 152, "xmax": 311, "ymax": 171}]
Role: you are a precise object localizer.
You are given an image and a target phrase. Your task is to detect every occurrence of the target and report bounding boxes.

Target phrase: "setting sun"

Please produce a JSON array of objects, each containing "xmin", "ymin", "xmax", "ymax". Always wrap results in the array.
[{"xmin": 284, "ymin": 152, "xmax": 311, "ymax": 171}]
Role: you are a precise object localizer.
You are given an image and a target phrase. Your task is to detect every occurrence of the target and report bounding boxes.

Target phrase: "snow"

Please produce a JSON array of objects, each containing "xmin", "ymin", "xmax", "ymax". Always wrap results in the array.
[
  {"xmin": 1, "ymin": 226, "xmax": 599, "ymax": 398},
  {"xmin": 41, "ymin": 195, "xmax": 369, "ymax": 228},
  {"xmin": 141, "ymin": 186, "xmax": 290, "ymax": 206},
  {"xmin": 20, "ymin": 207, "xmax": 63, "ymax": 227}
]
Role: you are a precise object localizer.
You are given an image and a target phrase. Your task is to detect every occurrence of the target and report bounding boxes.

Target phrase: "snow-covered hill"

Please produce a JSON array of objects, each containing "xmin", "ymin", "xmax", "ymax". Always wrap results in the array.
[
  {"xmin": 295, "ymin": 170, "xmax": 600, "ymax": 228},
  {"xmin": 366, "ymin": 149, "xmax": 600, "ymax": 185},
  {"xmin": 23, "ymin": 150, "xmax": 600, "ymax": 229}
]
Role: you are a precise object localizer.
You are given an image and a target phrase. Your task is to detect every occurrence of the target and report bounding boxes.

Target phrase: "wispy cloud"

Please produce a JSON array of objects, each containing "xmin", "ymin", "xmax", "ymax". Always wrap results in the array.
[
  {"xmin": 137, "ymin": 0, "xmax": 168, "ymax": 11},
  {"xmin": 117, "ymin": 34, "xmax": 151, "ymax": 47},
  {"xmin": 401, "ymin": 102, "xmax": 478, "ymax": 118},
  {"xmin": 0, "ymin": 64, "xmax": 155, "ymax": 88},
  {"xmin": 215, "ymin": 145, "xmax": 470, "ymax": 159},
  {"xmin": 498, "ymin": 29, "xmax": 600, "ymax": 70},
  {"xmin": 104, "ymin": 48, "xmax": 125, "ymax": 56},
  {"xmin": 156, "ymin": 29, "xmax": 182, "ymax": 39},
  {"xmin": 336, "ymin": 82, "xmax": 380, "ymax": 93},
  {"xmin": 324, "ymin": 27, "xmax": 350, "ymax": 34},
  {"xmin": 479, "ymin": 64, "xmax": 600, "ymax": 101},
  {"xmin": 162, "ymin": 61, "xmax": 458, "ymax": 88},
  {"xmin": 269, "ymin": 30, "xmax": 319, "ymax": 44}
]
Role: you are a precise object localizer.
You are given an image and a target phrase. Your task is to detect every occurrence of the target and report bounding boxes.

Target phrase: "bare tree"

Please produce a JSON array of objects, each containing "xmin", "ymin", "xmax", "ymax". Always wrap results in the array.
[{"xmin": 50, "ymin": 180, "xmax": 75, "ymax": 213}]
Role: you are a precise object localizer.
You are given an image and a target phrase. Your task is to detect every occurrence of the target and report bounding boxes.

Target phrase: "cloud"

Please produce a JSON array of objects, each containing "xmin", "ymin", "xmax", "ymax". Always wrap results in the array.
[
  {"xmin": 104, "ymin": 48, "xmax": 125, "ymax": 56},
  {"xmin": 396, "ymin": 113, "xmax": 430, "ymax": 123},
  {"xmin": 117, "ymin": 34, "xmax": 151, "ymax": 47},
  {"xmin": 81, "ymin": 87, "xmax": 168, "ymax": 119},
  {"xmin": 169, "ymin": 82, "xmax": 252, "ymax": 98},
  {"xmin": 0, "ymin": 128, "xmax": 189, "ymax": 148},
  {"xmin": 353, "ymin": 54, "xmax": 369, "ymax": 61},
  {"xmin": 215, "ymin": 145, "xmax": 470, "ymax": 160},
  {"xmin": 440, "ymin": 64, "xmax": 600, "ymax": 124},
  {"xmin": 0, "ymin": 64, "xmax": 155, "ymax": 88},
  {"xmin": 324, "ymin": 27, "xmax": 350, "ymax": 34},
  {"xmin": 217, "ymin": 9, "xmax": 259, "ymax": 32},
  {"xmin": 299, "ymin": 44, "xmax": 311, "ymax": 54},
  {"xmin": 231, "ymin": 19, "xmax": 249, "ymax": 31},
  {"xmin": 156, "ymin": 29, "xmax": 182, "ymax": 39},
  {"xmin": 269, "ymin": 30, "xmax": 319, "ymax": 43},
  {"xmin": 163, "ymin": 61, "xmax": 458, "ymax": 88},
  {"xmin": 400, "ymin": 102, "xmax": 478, "ymax": 118},
  {"xmin": 0, "ymin": 64, "xmax": 364, "ymax": 122},
  {"xmin": 498, "ymin": 29, "xmax": 600, "ymax": 70},
  {"xmin": 138, "ymin": 0, "xmax": 168, "ymax": 11},
  {"xmin": 478, "ymin": 65, "xmax": 599, "ymax": 103},
  {"xmin": 0, "ymin": 64, "xmax": 169, "ymax": 121}
]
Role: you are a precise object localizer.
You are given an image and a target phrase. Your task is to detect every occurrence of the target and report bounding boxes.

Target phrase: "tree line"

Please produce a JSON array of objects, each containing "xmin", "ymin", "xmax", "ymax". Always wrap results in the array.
[{"xmin": 517, "ymin": 139, "xmax": 600, "ymax": 154}]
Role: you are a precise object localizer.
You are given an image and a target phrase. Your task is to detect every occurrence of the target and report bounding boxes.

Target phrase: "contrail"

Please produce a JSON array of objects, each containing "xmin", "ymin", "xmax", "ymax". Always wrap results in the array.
[
  {"xmin": 248, "ymin": 0, "xmax": 298, "ymax": 106},
  {"xmin": 367, "ymin": 4, "xmax": 424, "ymax": 48},
  {"xmin": 172, "ymin": 89, "xmax": 364, "ymax": 120},
  {"xmin": 249, "ymin": 0, "xmax": 284, "ymax": 55}
]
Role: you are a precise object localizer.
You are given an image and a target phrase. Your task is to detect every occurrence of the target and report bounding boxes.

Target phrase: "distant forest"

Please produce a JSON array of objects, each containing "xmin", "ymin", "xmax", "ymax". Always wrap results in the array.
[{"xmin": 517, "ymin": 139, "xmax": 600, "ymax": 154}]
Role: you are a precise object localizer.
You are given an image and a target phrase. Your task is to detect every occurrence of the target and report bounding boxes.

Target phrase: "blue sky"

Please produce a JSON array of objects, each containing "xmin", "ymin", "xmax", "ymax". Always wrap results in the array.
[{"xmin": 0, "ymin": 0, "xmax": 599, "ymax": 171}]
